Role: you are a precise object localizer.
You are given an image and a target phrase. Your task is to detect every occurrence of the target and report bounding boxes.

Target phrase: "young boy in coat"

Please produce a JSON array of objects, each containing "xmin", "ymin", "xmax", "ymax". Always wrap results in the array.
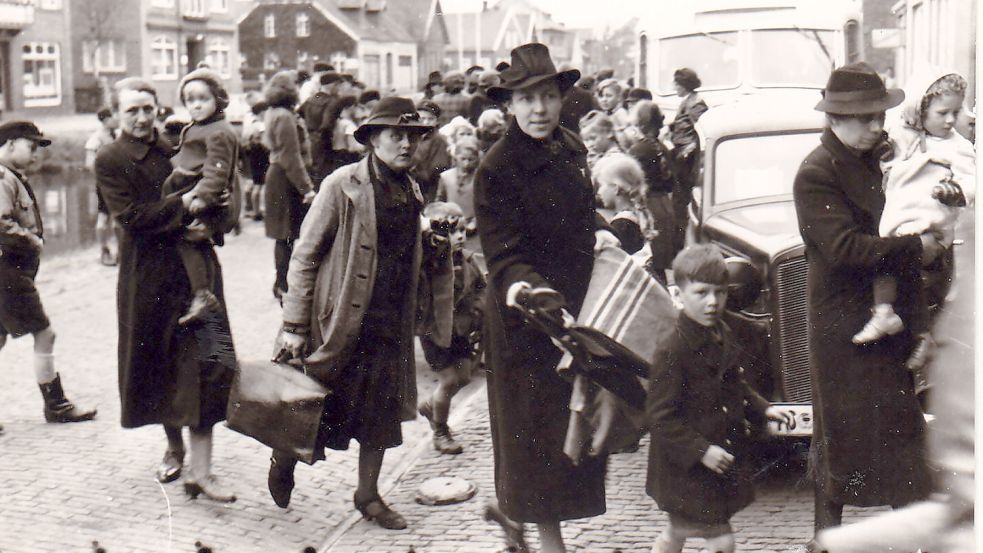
[
  {"xmin": 647, "ymin": 244, "xmax": 793, "ymax": 553},
  {"xmin": 418, "ymin": 201, "xmax": 485, "ymax": 454},
  {"xmin": 0, "ymin": 121, "xmax": 97, "ymax": 433}
]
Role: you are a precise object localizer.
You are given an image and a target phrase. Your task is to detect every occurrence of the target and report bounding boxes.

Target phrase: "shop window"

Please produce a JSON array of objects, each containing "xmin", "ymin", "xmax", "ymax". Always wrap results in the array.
[{"xmin": 22, "ymin": 42, "xmax": 61, "ymax": 107}]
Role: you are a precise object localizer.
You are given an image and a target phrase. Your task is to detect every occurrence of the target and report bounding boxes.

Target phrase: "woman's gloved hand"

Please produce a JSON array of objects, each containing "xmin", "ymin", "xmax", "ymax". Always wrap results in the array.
[
  {"xmin": 507, "ymin": 281, "xmax": 566, "ymax": 313},
  {"xmin": 274, "ymin": 325, "xmax": 308, "ymax": 366}
]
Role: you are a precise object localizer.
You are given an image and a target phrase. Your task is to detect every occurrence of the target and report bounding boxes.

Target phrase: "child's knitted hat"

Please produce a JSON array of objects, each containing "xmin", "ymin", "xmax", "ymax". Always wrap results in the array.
[{"xmin": 179, "ymin": 67, "xmax": 229, "ymax": 112}]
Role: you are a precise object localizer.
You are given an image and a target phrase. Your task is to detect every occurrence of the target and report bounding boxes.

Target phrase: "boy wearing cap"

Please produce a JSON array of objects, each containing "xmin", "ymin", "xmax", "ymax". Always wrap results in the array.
[{"xmin": 0, "ymin": 121, "xmax": 98, "ymax": 432}]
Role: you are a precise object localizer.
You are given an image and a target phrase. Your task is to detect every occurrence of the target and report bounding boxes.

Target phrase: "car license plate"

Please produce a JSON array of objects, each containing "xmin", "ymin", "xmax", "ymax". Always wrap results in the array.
[{"xmin": 767, "ymin": 404, "xmax": 813, "ymax": 437}]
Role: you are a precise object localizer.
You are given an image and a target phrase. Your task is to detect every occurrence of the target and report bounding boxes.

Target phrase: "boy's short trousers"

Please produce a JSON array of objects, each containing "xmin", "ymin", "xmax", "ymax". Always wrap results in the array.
[
  {"xmin": 0, "ymin": 255, "xmax": 50, "ymax": 338},
  {"xmin": 421, "ymin": 334, "xmax": 474, "ymax": 371},
  {"xmin": 667, "ymin": 512, "xmax": 733, "ymax": 539}
]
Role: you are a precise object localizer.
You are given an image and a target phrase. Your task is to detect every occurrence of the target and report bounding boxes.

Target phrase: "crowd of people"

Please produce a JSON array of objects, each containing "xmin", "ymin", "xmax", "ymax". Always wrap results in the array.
[{"xmin": 0, "ymin": 39, "xmax": 975, "ymax": 553}]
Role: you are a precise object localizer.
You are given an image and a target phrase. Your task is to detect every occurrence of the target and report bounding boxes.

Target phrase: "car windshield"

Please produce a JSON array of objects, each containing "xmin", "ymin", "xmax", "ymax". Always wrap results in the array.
[
  {"xmin": 750, "ymin": 29, "xmax": 837, "ymax": 87},
  {"xmin": 657, "ymin": 32, "xmax": 740, "ymax": 94},
  {"xmin": 712, "ymin": 131, "xmax": 821, "ymax": 205}
]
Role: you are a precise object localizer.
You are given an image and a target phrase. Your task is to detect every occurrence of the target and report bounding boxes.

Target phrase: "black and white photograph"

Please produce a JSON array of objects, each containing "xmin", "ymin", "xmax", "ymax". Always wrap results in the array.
[{"xmin": 0, "ymin": 0, "xmax": 975, "ymax": 551}]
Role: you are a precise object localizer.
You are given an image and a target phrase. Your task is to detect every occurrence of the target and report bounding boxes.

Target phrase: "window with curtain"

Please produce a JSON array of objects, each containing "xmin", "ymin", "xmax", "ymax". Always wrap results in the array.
[
  {"xmin": 207, "ymin": 38, "xmax": 231, "ymax": 77},
  {"xmin": 264, "ymin": 14, "xmax": 276, "ymax": 38},
  {"xmin": 296, "ymin": 13, "xmax": 310, "ymax": 37}
]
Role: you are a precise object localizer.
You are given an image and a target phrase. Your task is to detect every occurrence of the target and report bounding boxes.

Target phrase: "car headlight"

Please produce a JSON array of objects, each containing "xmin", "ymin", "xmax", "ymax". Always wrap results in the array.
[{"xmin": 725, "ymin": 257, "xmax": 763, "ymax": 312}]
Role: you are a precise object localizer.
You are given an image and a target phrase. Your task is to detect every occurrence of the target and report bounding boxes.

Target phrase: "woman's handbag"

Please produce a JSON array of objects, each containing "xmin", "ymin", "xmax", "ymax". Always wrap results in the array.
[{"xmin": 226, "ymin": 358, "xmax": 330, "ymax": 465}]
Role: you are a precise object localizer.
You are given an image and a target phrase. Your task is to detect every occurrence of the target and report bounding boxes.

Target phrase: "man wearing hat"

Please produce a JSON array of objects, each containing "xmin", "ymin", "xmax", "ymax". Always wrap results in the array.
[
  {"xmin": 300, "ymin": 70, "xmax": 343, "ymax": 184},
  {"xmin": 466, "ymin": 70, "xmax": 502, "ymax": 126},
  {"xmin": 433, "ymin": 70, "xmax": 468, "ymax": 127},
  {"xmin": 272, "ymin": 96, "xmax": 450, "ymax": 529},
  {"xmin": 793, "ymin": 61, "xmax": 939, "ymax": 539},
  {"xmin": 0, "ymin": 121, "xmax": 98, "ymax": 434},
  {"xmin": 299, "ymin": 61, "xmax": 334, "ymax": 104}
]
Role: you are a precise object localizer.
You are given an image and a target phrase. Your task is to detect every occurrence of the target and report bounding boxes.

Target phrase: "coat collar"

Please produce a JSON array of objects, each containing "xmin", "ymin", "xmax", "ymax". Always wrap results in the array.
[
  {"xmin": 502, "ymin": 118, "xmax": 588, "ymax": 173},
  {"xmin": 117, "ymin": 130, "xmax": 167, "ymax": 161},
  {"xmin": 678, "ymin": 312, "xmax": 730, "ymax": 356},
  {"xmin": 820, "ymin": 128, "xmax": 885, "ymax": 216},
  {"xmin": 342, "ymin": 154, "xmax": 424, "ymax": 216}
]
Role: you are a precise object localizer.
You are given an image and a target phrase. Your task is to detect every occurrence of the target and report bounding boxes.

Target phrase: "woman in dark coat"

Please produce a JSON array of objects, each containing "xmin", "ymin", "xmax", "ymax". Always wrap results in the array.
[
  {"xmin": 792, "ymin": 62, "xmax": 940, "ymax": 536},
  {"xmin": 262, "ymin": 71, "xmax": 316, "ymax": 299},
  {"xmin": 273, "ymin": 96, "xmax": 447, "ymax": 529},
  {"xmin": 96, "ymin": 77, "xmax": 237, "ymax": 502},
  {"xmin": 475, "ymin": 43, "xmax": 620, "ymax": 553}
]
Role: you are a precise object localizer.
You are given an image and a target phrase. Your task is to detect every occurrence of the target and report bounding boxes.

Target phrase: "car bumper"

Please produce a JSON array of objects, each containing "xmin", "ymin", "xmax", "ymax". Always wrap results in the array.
[{"xmin": 766, "ymin": 405, "xmax": 937, "ymax": 438}]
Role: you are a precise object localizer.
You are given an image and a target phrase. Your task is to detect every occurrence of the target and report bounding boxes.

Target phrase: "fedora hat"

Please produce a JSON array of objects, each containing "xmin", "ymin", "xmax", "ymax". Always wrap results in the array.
[
  {"xmin": 815, "ymin": 62, "xmax": 904, "ymax": 115},
  {"xmin": 487, "ymin": 43, "xmax": 580, "ymax": 103},
  {"xmin": 353, "ymin": 96, "xmax": 433, "ymax": 145}
]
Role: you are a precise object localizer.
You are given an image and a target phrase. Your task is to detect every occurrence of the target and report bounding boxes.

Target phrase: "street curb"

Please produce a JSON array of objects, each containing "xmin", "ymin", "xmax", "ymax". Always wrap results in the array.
[{"xmin": 317, "ymin": 379, "xmax": 488, "ymax": 551}]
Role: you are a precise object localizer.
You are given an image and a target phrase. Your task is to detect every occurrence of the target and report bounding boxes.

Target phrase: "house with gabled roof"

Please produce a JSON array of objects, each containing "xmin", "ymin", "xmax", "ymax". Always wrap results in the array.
[{"xmin": 239, "ymin": 0, "xmax": 448, "ymax": 93}]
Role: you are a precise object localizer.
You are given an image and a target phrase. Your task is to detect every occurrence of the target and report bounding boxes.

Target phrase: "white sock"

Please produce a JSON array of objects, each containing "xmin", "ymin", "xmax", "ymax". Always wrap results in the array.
[{"xmin": 34, "ymin": 353, "xmax": 56, "ymax": 384}]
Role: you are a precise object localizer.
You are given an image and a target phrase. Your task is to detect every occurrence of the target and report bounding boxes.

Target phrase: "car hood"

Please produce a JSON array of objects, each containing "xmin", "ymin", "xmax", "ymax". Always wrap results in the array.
[{"xmin": 704, "ymin": 201, "xmax": 803, "ymax": 258}]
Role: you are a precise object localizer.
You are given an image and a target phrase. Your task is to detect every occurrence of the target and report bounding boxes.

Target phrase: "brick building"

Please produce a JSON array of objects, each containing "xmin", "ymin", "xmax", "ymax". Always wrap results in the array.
[
  {"xmin": 0, "ymin": 0, "xmax": 74, "ymax": 115},
  {"xmin": 239, "ymin": 0, "xmax": 448, "ymax": 94}
]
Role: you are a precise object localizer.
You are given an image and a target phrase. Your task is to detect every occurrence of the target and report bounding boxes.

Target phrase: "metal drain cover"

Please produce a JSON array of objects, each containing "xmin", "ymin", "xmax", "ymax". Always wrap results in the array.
[{"xmin": 415, "ymin": 476, "xmax": 477, "ymax": 506}]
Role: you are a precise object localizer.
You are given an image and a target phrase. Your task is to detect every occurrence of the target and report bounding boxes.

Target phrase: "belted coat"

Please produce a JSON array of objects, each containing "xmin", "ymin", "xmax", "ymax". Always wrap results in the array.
[
  {"xmin": 475, "ymin": 119, "xmax": 607, "ymax": 524},
  {"xmin": 793, "ymin": 128, "xmax": 932, "ymax": 506}
]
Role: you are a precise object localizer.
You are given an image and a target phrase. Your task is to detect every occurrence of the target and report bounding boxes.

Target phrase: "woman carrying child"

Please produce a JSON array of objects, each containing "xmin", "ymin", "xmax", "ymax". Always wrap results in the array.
[
  {"xmin": 162, "ymin": 68, "xmax": 241, "ymax": 324},
  {"xmin": 793, "ymin": 62, "xmax": 941, "ymax": 538}
]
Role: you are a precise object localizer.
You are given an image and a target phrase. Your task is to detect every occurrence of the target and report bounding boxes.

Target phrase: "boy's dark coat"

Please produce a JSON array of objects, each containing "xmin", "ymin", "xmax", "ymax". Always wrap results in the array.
[{"xmin": 646, "ymin": 314, "xmax": 770, "ymax": 524}]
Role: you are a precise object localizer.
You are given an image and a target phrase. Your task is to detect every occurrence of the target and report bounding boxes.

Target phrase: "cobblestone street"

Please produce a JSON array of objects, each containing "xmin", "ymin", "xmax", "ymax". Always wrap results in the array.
[{"xmin": 0, "ymin": 220, "xmax": 887, "ymax": 553}]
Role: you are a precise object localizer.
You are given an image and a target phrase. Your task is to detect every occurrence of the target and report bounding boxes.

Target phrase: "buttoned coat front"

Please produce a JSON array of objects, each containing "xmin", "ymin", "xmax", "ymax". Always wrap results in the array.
[
  {"xmin": 646, "ymin": 315, "xmax": 771, "ymax": 524},
  {"xmin": 96, "ymin": 132, "xmax": 235, "ymax": 429},
  {"xmin": 793, "ymin": 128, "xmax": 932, "ymax": 507},
  {"xmin": 282, "ymin": 155, "xmax": 452, "ymax": 422},
  {"xmin": 475, "ymin": 119, "xmax": 607, "ymax": 524}
]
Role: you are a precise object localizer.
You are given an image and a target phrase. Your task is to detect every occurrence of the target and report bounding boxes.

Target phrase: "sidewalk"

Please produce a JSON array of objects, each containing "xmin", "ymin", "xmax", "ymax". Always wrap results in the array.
[{"xmin": 0, "ymin": 221, "xmax": 453, "ymax": 553}]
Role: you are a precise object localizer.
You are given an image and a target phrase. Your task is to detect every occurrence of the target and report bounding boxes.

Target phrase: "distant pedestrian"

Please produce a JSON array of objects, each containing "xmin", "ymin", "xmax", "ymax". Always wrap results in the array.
[
  {"xmin": 299, "ymin": 70, "xmax": 342, "ymax": 185},
  {"xmin": 475, "ymin": 108, "xmax": 506, "ymax": 152},
  {"xmin": 467, "ymin": 71, "xmax": 502, "ymax": 125},
  {"xmin": 596, "ymin": 78, "xmax": 630, "ymax": 148},
  {"xmin": 646, "ymin": 245, "xmax": 794, "ymax": 553},
  {"xmin": 627, "ymin": 100, "xmax": 674, "ymax": 282},
  {"xmin": 85, "ymin": 107, "xmax": 120, "ymax": 266},
  {"xmin": 668, "ymin": 68, "xmax": 708, "ymax": 254},
  {"xmin": 162, "ymin": 67, "xmax": 241, "ymax": 326},
  {"xmin": 241, "ymin": 100, "xmax": 270, "ymax": 220},
  {"xmin": 580, "ymin": 111, "xmax": 623, "ymax": 171},
  {"xmin": 409, "ymin": 100, "xmax": 452, "ymax": 202},
  {"xmin": 327, "ymin": 95, "xmax": 362, "ymax": 171},
  {"xmin": 299, "ymin": 61, "xmax": 333, "ymax": 105},
  {"xmin": 417, "ymin": 201, "xmax": 485, "ymax": 455},
  {"xmin": 623, "ymin": 87, "xmax": 652, "ymax": 112},
  {"xmin": 436, "ymin": 135, "xmax": 481, "ymax": 232},
  {"xmin": 433, "ymin": 71, "xmax": 469, "ymax": 127},
  {"xmin": 261, "ymin": 71, "xmax": 316, "ymax": 300},
  {"xmin": 96, "ymin": 77, "xmax": 237, "ymax": 502},
  {"xmin": 559, "ymin": 73, "xmax": 599, "ymax": 133},
  {"xmin": 0, "ymin": 121, "xmax": 98, "ymax": 435}
]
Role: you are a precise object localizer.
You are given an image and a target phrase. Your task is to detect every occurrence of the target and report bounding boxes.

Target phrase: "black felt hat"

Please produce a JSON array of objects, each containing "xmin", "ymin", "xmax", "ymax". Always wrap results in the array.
[
  {"xmin": 487, "ymin": 43, "xmax": 580, "ymax": 103},
  {"xmin": 814, "ymin": 62, "xmax": 904, "ymax": 115},
  {"xmin": 353, "ymin": 96, "xmax": 434, "ymax": 145}
]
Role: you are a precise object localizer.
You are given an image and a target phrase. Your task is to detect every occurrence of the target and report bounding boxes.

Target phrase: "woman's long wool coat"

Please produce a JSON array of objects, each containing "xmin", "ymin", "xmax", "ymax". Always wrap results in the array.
[
  {"xmin": 475, "ymin": 120, "xmax": 607, "ymax": 524},
  {"xmin": 96, "ymin": 132, "xmax": 235, "ymax": 429},
  {"xmin": 793, "ymin": 128, "xmax": 932, "ymax": 507}
]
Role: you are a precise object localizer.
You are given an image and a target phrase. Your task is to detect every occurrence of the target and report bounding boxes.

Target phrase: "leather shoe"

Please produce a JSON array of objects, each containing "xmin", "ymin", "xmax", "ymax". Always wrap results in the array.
[
  {"xmin": 156, "ymin": 448, "xmax": 185, "ymax": 483},
  {"xmin": 354, "ymin": 492, "xmax": 407, "ymax": 530},
  {"xmin": 268, "ymin": 454, "xmax": 296, "ymax": 509}
]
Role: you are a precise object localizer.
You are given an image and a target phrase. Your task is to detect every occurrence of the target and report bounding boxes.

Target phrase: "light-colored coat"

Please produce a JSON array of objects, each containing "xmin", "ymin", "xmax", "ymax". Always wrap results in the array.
[{"xmin": 282, "ymin": 156, "xmax": 452, "ymax": 421}]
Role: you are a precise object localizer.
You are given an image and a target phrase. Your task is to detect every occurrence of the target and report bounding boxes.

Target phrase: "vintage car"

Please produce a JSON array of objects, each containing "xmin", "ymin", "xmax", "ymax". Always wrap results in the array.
[{"xmin": 688, "ymin": 96, "xmax": 826, "ymax": 438}]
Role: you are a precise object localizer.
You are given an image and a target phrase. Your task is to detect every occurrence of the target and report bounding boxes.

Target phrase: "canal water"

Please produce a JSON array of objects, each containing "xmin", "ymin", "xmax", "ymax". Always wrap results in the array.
[{"xmin": 31, "ymin": 167, "xmax": 100, "ymax": 258}]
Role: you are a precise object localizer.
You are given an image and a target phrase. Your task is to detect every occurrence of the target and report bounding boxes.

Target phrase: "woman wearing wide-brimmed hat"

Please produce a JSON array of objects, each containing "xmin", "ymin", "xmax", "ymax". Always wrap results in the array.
[
  {"xmin": 271, "ymin": 96, "xmax": 452, "ymax": 530},
  {"xmin": 475, "ymin": 42, "xmax": 620, "ymax": 553},
  {"xmin": 792, "ymin": 61, "xmax": 940, "ymax": 539}
]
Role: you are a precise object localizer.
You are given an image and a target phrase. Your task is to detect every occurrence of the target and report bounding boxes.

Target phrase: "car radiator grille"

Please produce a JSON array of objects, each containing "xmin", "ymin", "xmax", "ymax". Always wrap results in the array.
[{"xmin": 775, "ymin": 256, "xmax": 811, "ymax": 403}]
